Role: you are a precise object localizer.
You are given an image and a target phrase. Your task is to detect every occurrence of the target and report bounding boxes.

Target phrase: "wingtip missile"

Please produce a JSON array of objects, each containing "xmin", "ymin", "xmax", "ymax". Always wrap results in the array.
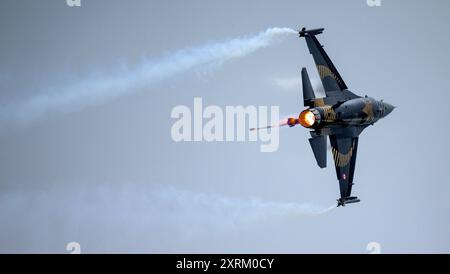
[
  {"xmin": 337, "ymin": 197, "xmax": 361, "ymax": 207},
  {"xmin": 299, "ymin": 27, "xmax": 325, "ymax": 37}
]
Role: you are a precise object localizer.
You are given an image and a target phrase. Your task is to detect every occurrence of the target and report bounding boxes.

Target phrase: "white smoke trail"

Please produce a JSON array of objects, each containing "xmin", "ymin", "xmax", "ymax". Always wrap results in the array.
[
  {"xmin": 0, "ymin": 184, "xmax": 335, "ymax": 252},
  {"xmin": 1, "ymin": 27, "xmax": 296, "ymax": 129},
  {"xmin": 315, "ymin": 203, "xmax": 338, "ymax": 215}
]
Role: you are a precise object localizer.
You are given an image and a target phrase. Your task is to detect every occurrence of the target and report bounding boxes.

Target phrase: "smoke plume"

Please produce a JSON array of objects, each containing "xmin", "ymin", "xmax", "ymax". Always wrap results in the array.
[
  {"xmin": 0, "ymin": 184, "xmax": 335, "ymax": 253},
  {"xmin": 1, "ymin": 28, "xmax": 296, "ymax": 129}
]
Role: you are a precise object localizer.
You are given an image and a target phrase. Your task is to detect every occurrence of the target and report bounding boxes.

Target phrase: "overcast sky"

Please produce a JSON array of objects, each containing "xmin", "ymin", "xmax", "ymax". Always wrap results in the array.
[{"xmin": 0, "ymin": 0, "xmax": 449, "ymax": 253}]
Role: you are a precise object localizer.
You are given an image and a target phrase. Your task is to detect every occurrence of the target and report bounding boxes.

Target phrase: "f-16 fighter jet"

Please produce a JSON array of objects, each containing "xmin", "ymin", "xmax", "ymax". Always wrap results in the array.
[{"xmin": 287, "ymin": 28, "xmax": 395, "ymax": 207}]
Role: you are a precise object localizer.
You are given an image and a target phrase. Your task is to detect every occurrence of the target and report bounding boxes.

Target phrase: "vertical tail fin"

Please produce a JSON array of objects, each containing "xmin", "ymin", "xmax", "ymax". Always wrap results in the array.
[{"xmin": 302, "ymin": 67, "xmax": 316, "ymax": 107}]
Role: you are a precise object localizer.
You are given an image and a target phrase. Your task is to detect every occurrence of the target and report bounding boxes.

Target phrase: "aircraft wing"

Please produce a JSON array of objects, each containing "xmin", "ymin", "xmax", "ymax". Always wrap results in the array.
[
  {"xmin": 329, "ymin": 135, "xmax": 360, "ymax": 206},
  {"xmin": 300, "ymin": 28, "xmax": 348, "ymax": 94}
]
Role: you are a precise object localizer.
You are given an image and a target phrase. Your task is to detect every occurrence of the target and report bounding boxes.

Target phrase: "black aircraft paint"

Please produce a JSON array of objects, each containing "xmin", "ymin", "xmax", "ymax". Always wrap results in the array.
[{"xmin": 288, "ymin": 28, "xmax": 395, "ymax": 207}]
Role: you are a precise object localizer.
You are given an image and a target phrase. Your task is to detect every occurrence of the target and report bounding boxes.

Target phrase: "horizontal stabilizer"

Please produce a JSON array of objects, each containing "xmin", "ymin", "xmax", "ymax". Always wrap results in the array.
[
  {"xmin": 302, "ymin": 68, "xmax": 315, "ymax": 106},
  {"xmin": 309, "ymin": 135, "xmax": 327, "ymax": 168}
]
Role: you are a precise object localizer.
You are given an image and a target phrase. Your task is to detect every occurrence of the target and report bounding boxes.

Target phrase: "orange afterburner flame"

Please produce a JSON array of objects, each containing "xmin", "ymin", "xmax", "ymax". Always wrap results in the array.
[{"xmin": 299, "ymin": 110, "xmax": 316, "ymax": 128}]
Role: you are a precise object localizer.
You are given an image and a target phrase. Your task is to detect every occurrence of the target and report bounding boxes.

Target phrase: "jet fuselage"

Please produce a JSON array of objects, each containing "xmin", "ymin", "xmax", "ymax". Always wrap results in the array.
[{"xmin": 290, "ymin": 97, "xmax": 394, "ymax": 130}]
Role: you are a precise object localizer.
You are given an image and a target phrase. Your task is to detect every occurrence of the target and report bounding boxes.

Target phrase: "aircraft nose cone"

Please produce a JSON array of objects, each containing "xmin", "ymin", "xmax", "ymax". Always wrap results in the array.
[{"xmin": 383, "ymin": 102, "xmax": 396, "ymax": 116}]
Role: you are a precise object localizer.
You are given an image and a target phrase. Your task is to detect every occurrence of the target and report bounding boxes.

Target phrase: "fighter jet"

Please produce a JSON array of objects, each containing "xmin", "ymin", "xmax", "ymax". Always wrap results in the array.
[{"xmin": 287, "ymin": 28, "xmax": 395, "ymax": 207}]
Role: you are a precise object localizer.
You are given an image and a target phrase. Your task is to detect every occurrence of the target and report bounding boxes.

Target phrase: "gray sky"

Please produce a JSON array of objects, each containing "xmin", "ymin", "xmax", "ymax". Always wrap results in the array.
[{"xmin": 0, "ymin": 0, "xmax": 449, "ymax": 253}]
